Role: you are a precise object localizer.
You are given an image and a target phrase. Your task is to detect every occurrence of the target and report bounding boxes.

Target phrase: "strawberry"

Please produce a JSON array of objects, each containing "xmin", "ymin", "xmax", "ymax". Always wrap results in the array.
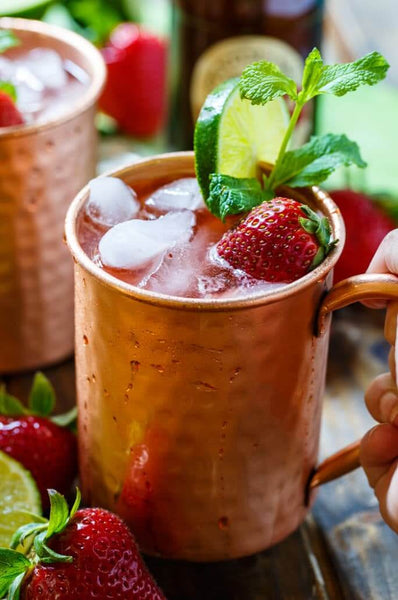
[
  {"xmin": 0, "ymin": 490, "xmax": 166, "ymax": 600},
  {"xmin": 0, "ymin": 373, "xmax": 77, "ymax": 510},
  {"xmin": 99, "ymin": 23, "xmax": 167, "ymax": 138},
  {"xmin": 330, "ymin": 189, "xmax": 396, "ymax": 283},
  {"xmin": 217, "ymin": 197, "xmax": 335, "ymax": 283},
  {"xmin": 0, "ymin": 90, "xmax": 24, "ymax": 127}
]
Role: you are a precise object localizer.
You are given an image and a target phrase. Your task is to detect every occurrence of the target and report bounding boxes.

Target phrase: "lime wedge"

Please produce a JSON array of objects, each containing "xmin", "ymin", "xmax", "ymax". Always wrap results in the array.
[
  {"xmin": 0, "ymin": 0, "xmax": 53, "ymax": 17},
  {"xmin": 0, "ymin": 451, "xmax": 41, "ymax": 548},
  {"xmin": 194, "ymin": 78, "xmax": 289, "ymax": 200}
]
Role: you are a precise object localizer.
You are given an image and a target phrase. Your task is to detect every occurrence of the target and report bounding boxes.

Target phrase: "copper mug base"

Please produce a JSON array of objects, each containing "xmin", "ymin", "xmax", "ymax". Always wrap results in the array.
[
  {"xmin": 65, "ymin": 152, "xmax": 398, "ymax": 561},
  {"xmin": 0, "ymin": 18, "xmax": 106, "ymax": 374}
]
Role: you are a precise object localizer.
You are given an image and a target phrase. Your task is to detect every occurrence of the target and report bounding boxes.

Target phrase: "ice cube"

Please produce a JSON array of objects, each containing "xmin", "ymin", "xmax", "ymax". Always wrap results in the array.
[
  {"xmin": 0, "ymin": 57, "xmax": 13, "ymax": 80},
  {"xmin": 86, "ymin": 177, "xmax": 140, "ymax": 228},
  {"xmin": 13, "ymin": 65, "xmax": 44, "ymax": 116},
  {"xmin": 22, "ymin": 48, "xmax": 67, "ymax": 89},
  {"xmin": 145, "ymin": 178, "xmax": 206, "ymax": 213},
  {"xmin": 99, "ymin": 211, "xmax": 196, "ymax": 270}
]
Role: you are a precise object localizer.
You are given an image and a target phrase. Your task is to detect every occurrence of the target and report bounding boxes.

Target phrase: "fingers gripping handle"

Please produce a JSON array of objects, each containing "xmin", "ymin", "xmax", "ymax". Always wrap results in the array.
[{"xmin": 307, "ymin": 274, "xmax": 398, "ymax": 496}]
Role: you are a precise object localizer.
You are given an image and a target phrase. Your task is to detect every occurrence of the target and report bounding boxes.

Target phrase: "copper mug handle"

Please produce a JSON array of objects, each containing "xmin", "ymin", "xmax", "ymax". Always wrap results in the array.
[{"xmin": 307, "ymin": 273, "xmax": 398, "ymax": 493}]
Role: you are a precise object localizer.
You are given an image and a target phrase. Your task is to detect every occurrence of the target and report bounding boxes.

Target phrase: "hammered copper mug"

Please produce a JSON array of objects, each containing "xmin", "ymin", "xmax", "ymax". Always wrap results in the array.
[
  {"xmin": 0, "ymin": 18, "xmax": 106, "ymax": 373},
  {"xmin": 65, "ymin": 152, "xmax": 398, "ymax": 562}
]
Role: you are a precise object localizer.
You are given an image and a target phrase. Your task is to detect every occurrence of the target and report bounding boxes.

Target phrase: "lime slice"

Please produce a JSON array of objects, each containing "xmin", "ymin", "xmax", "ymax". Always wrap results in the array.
[
  {"xmin": 194, "ymin": 77, "xmax": 289, "ymax": 199},
  {"xmin": 0, "ymin": 0, "xmax": 53, "ymax": 17},
  {"xmin": 0, "ymin": 451, "xmax": 41, "ymax": 548}
]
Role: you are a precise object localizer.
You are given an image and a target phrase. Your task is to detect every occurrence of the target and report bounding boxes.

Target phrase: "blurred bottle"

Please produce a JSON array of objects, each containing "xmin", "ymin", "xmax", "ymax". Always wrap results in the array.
[{"xmin": 169, "ymin": 0, "xmax": 324, "ymax": 150}]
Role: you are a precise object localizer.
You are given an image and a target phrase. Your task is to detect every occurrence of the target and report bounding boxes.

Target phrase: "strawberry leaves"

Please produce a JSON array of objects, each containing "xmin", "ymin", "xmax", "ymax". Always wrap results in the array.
[
  {"xmin": 0, "ymin": 373, "xmax": 77, "ymax": 431},
  {"xmin": 1, "ymin": 491, "xmax": 81, "ymax": 599},
  {"xmin": 0, "ymin": 386, "xmax": 26, "ymax": 417},
  {"xmin": 0, "ymin": 549, "xmax": 30, "ymax": 598},
  {"xmin": 29, "ymin": 373, "xmax": 56, "ymax": 418}
]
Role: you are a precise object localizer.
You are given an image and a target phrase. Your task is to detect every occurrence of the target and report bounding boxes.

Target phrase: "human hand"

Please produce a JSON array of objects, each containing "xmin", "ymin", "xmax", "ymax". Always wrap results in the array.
[{"xmin": 361, "ymin": 230, "xmax": 398, "ymax": 532}]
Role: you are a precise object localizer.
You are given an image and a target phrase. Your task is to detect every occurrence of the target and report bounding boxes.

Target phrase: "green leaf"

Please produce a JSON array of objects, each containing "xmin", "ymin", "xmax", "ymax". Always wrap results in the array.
[
  {"xmin": 240, "ymin": 60, "xmax": 298, "ymax": 106},
  {"xmin": 8, "ymin": 571, "xmax": 25, "ymax": 600},
  {"xmin": 68, "ymin": 0, "xmax": 123, "ymax": 44},
  {"xmin": 0, "ymin": 549, "xmax": 29, "ymax": 597},
  {"xmin": 45, "ymin": 490, "xmax": 69, "ymax": 540},
  {"xmin": 36, "ymin": 540, "xmax": 73, "ymax": 564},
  {"xmin": 272, "ymin": 134, "xmax": 367, "ymax": 189},
  {"xmin": 28, "ymin": 373, "xmax": 55, "ymax": 417},
  {"xmin": 300, "ymin": 49, "xmax": 389, "ymax": 102},
  {"xmin": 10, "ymin": 521, "xmax": 48, "ymax": 551},
  {"xmin": 207, "ymin": 174, "xmax": 272, "ymax": 220},
  {"xmin": 0, "ymin": 31, "xmax": 19, "ymax": 54},
  {"xmin": 0, "ymin": 385, "xmax": 26, "ymax": 417},
  {"xmin": 51, "ymin": 406, "xmax": 78, "ymax": 432},
  {"xmin": 0, "ymin": 82, "xmax": 16, "ymax": 101},
  {"xmin": 69, "ymin": 488, "xmax": 81, "ymax": 520}
]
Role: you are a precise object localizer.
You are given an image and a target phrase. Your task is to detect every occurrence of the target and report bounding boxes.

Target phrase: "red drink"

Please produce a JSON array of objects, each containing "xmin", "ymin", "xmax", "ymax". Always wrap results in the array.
[
  {"xmin": 0, "ymin": 42, "xmax": 89, "ymax": 125},
  {"xmin": 78, "ymin": 175, "xmax": 282, "ymax": 299}
]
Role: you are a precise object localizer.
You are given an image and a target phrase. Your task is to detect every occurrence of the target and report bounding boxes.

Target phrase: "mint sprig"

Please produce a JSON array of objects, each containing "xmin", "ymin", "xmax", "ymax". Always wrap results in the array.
[{"xmin": 207, "ymin": 48, "xmax": 389, "ymax": 220}]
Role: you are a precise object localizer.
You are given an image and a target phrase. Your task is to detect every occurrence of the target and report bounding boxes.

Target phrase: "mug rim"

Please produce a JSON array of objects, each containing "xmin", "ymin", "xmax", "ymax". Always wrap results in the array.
[
  {"xmin": 65, "ymin": 151, "xmax": 346, "ymax": 312},
  {"xmin": 0, "ymin": 17, "xmax": 106, "ymax": 138}
]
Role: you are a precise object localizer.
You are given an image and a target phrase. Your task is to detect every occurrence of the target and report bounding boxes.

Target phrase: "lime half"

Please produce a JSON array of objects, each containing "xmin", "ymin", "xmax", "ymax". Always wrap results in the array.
[
  {"xmin": 0, "ymin": 451, "xmax": 41, "ymax": 548},
  {"xmin": 194, "ymin": 78, "xmax": 289, "ymax": 199}
]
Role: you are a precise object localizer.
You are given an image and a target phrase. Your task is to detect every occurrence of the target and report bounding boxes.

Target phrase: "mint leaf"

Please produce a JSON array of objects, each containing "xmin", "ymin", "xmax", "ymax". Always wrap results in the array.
[
  {"xmin": 300, "ymin": 49, "xmax": 389, "ymax": 102},
  {"xmin": 208, "ymin": 174, "xmax": 272, "ymax": 220},
  {"xmin": 240, "ymin": 61, "xmax": 298, "ymax": 105},
  {"xmin": 0, "ymin": 31, "xmax": 19, "ymax": 54},
  {"xmin": 0, "ymin": 385, "xmax": 26, "ymax": 416},
  {"xmin": 0, "ymin": 81, "xmax": 16, "ymax": 101},
  {"xmin": 270, "ymin": 134, "xmax": 367, "ymax": 189},
  {"xmin": 29, "ymin": 372, "xmax": 55, "ymax": 417},
  {"xmin": 0, "ymin": 549, "xmax": 29, "ymax": 597}
]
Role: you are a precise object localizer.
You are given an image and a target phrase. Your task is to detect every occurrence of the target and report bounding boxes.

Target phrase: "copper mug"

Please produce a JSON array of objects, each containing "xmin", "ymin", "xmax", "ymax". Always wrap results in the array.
[
  {"xmin": 65, "ymin": 152, "xmax": 398, "ymax": 561},
  {"xmin": 0, "ymin": 18, "xmax": 106, "ymax": 373}
]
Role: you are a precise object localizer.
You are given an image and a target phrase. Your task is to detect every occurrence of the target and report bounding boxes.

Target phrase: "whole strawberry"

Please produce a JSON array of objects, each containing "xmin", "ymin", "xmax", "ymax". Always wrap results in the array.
[
  {"xmin": 217, "ymin": 197, "xmax": 335, "ymax": 283},
  {"xmin": 0, "ymin": 373, "xmax": 77, "ymax": 510},
  {"xmin": 0, "ymin": 90, "xmax": 24, "ymax": 127},
  {"xmin": 0, "ymin": 490, "xmax": 166, "ymax": 600},
  {"xmin": 100, "ymin": 23, "xmax": 167, "ymax": 137},
  {"xmin": 330, "ymin": 189, "xmax": 395, "ymax": 283}
]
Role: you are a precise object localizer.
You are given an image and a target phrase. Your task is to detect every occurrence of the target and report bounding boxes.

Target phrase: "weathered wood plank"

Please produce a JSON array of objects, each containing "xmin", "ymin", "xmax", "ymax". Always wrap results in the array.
[{"xmin": 313, "ymin": 307, "xmax": 398, "ymax": 600}]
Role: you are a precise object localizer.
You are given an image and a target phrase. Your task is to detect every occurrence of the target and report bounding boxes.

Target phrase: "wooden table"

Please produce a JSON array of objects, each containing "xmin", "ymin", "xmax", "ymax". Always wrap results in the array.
[{"xmin": 2, "ymin": 306, "xmax": 397, "ymax": 599}]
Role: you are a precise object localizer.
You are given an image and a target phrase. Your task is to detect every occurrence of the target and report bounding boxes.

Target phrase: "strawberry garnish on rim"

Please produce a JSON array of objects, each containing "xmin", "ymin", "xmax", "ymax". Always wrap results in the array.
[
  {"xmin": 217, "ymin": 197, "xmax": 336, "ymax": 283},
  {"xmin": 0, "ymin": 90, "xmax": 24, "ymax": 127}
]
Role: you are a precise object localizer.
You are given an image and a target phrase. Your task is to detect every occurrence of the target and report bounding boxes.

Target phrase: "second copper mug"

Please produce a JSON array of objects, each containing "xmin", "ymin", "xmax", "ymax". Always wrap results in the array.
[
  {"xmin": 65, "ymin": 152, "xmax": 398, "ymax": 562},
  {"xmin": 0, "ymin": 18, "xmax": 105, "ymax": 373}
]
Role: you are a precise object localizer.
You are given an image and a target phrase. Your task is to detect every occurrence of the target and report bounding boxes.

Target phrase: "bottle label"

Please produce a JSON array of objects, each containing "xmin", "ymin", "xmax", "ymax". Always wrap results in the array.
[{"xmin": 190, "ymin": 35, "xmax": 312, "ymax": 145}]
